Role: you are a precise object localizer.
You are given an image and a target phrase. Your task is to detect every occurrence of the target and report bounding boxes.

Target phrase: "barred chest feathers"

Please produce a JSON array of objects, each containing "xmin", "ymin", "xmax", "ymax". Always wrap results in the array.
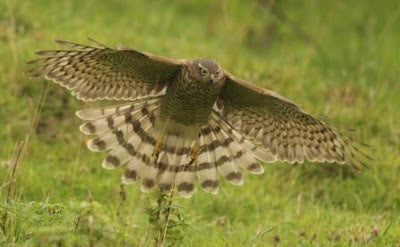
[{"xmin": 158, "ymin": 63, "xmax": 225, "ymax": 132}]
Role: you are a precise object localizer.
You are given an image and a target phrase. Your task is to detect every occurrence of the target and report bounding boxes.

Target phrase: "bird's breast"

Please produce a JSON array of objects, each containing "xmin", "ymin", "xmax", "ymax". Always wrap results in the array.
[{"xmin": 159, "ymin": 79, "xmax": 218, "ymax": 127}]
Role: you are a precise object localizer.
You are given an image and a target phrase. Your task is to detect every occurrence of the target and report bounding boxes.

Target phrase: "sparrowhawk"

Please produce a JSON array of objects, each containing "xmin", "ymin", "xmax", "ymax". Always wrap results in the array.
[{"xmin": 27, "ymin": 39, "xmax": 369, "ymax": 198}]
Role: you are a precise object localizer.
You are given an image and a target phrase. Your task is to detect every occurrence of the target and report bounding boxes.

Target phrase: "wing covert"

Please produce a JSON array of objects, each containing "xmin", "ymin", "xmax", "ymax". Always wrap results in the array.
[
  {"xmin": 217, "ymin": 71, "xmax": 370, "ymax": 168},
  {"xmin": 27, "ymin": 39, "xmax": 185, "ymax": 101}
]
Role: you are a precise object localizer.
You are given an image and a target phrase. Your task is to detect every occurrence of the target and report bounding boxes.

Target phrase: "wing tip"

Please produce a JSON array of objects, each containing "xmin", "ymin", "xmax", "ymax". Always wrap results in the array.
[
  {"xmin": 87, "ymin": 37, "xmax": 109, "ymax": 48},
  {"xmin": 54, "ymin": 39, "xmax": 70, "ymax": 46}
]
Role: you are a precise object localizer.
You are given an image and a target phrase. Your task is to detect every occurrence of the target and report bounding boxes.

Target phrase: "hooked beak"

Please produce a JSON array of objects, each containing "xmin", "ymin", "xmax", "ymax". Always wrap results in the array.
[{"xmin": 210, "ymin": 74, "xmax": 216, "ymax": 83}]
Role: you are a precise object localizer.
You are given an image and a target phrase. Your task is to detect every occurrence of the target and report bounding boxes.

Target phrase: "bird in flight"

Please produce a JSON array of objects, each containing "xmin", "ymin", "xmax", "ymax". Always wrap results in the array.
[{"xmin": 27, "ymin": 38, "xmax": 369, "ymax": 198}]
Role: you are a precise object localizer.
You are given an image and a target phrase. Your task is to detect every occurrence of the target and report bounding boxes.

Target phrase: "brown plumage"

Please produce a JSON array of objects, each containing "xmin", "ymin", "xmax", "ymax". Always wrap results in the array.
[{"xmin": 26, "ymin": 38, "xmax": 371, "ymax": 198}]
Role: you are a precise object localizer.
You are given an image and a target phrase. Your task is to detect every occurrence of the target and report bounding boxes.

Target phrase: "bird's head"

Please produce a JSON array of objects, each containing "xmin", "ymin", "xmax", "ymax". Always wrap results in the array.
[{"xmin": 188, "ymin": 58, "xmax": 225, "ymax": 87}]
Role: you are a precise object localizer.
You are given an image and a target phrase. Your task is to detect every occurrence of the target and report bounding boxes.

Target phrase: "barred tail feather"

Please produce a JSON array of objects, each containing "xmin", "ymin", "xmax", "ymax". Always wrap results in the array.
[
  {"xmin": 79, "ymin": 102, "xmax": 158, "ymax": 136},
  {"xmin": 140, "ymin": 134, "xmax": 196, "ymax": 197},
  {"xmin": 174, "ymin": 138, "xmax": 196, "ymax": 198},
  {"xmin": 211, "ymin": 113, "xmax": 277, "ymax": 164},
  {"xmin": 122, "ymin": 137, "xmax": 154, "ymax": 184},
  {"xmin": 102, "ymin": 115, "xmax": 156, "ymax": 169},
  {"xmin": 140, "ymin": 162, "xmax": 159, "ymax": 192},
  {"xmin": 196, "ymin": 132, "xmax": 219, "ymax": 194},
  {"xmin": 141, "ymin": 134, "xmax": 180, "ymax": 192},
  {"xmin": 208, "ymin": 122, "xmax": 243, "ymax": 186},
  {"xmin": 77, "ymin": 96, "xmax": 159, "ymax": 173},
  {"xmin": 76, "ymin": 97, "xmax": 279, "ymax": 198},
  {"xmin": 156, "ymin": 150, "xmax": 175, "ymax": 191},
  {"xmin": 87, "ymin": 112, "xmax": 154, "ymax": 153},
  {"xmin": 210, "ymin": 115, "xmax": 264, "ymax": 174}
]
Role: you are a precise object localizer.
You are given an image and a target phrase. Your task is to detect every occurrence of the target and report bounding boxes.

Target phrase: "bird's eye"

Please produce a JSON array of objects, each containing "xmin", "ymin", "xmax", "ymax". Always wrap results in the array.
[
  {"xmin": 215, "ymin": 70, "xmax": 220, "ymax": 76},
  {"xmin": 200, "ymin": 68, "xmax": 208, "ymax": 75}
]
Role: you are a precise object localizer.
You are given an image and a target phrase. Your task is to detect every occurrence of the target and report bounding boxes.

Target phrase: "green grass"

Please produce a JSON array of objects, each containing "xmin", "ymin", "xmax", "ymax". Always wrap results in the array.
[{"xmin": 1, "ymin": 0, "xmax": 399, "ymax": 246}]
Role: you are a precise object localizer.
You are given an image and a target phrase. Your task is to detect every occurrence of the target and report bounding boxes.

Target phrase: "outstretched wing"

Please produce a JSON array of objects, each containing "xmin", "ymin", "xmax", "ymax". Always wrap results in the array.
[
  {"xmin": 26, "ymin": 38, "xmax": 185, "ymax": 101},
  {"xmin": 216, "ymin": 71, "xmax": 370, "ymax": 169}
]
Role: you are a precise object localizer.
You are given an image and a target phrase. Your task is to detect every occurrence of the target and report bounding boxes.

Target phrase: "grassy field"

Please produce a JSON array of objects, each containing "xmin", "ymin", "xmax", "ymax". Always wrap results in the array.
[{"xmin": 1, "ymin": 0, "xmax": 399, "ymax": 246}]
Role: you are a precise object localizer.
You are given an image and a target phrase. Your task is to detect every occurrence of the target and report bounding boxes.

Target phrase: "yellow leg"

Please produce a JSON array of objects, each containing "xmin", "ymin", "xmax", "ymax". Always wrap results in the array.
[
  {"xmin": 190, "ymin": 140, "xmax": 200, "ymax": 162},
  {"xmin": 189, "ymin": 126, "xmax": 201, "ymax": 164},
  {"xmin": 152, "ymin": 135, "xmax": 165, "ymax": 160}
]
